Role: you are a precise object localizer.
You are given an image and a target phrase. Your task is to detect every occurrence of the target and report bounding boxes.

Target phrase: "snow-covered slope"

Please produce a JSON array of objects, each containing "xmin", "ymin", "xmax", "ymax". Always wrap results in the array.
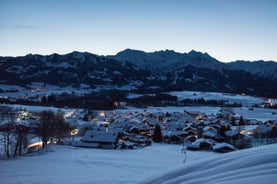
[
  {"xmin": 172, "ymin": 50, "xmax": 229, "ymax": 71},
  {"xmin": 228, "ymin": 60, "xmax": 277, "ymax": 79},
  {"xmin": 140, "ymin": 144, "xmax": 277, "ymax": 184},
  {"xmin": 0, "ymin": 144, "xmax": 215, "ymax": 184}
]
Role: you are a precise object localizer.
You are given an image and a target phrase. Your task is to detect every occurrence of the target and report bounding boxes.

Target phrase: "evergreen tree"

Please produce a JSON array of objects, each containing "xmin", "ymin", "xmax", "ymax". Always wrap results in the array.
[
  {"xmin": 239, "ymin": 116, "xmax": 245, "ymax": 126},
  {"xmin": 237, "ymin": 116, "xmax": 245, "ymax": 134},
  {"xmin": 152, "ymin": 124, "xmax": 163, "ymax": 143}
]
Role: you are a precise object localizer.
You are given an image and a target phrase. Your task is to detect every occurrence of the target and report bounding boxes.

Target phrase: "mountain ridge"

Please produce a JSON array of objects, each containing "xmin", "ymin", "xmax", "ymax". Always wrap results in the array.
[{"xmin": 0, "ymin": 49, "xmax": 276, "ymax": 98}]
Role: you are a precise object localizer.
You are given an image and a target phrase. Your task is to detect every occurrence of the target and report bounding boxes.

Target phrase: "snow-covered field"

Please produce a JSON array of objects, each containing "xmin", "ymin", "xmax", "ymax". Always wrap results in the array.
[
  {"xmin": 140, "ymin": 144, "xmax": 277, "ymax": 184},
  {"xmin": 167, "ymin": 91, "xmax": 265, "ymax": 107},
  {"xmin": 0, "ymin": 84, "xmax": 93, "ymax": 98},
  {"xmin": 1, "ymin": 143, "xmax": 276, "ymax": 184},
  {"xmin": 0, "ymin": 144, "xmax": 215, "ymax": 184},
  {"xmin": 233, "ymin": 107, "xmax": 277, "ymax": 122}
]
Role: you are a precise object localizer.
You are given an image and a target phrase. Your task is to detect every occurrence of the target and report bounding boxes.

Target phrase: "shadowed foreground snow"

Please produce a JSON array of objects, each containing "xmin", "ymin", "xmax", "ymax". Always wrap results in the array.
[
  {"xmin": 139, "ymin": 144, "xmax": 277, "ymax": 184},
  {"xmin": 1, "ymin": 144, "xmax": 276, "ymax": 183},
  {"xmin": 0, "ymin": 144, "xmax": 215, "ymax": 184}
]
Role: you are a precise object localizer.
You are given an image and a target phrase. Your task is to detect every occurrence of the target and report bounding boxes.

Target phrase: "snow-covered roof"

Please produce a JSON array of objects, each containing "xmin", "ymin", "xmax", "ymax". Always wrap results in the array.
[
  {"xmin": 213, "ymin": 142, "xmax": 235, "ymax": 151},
  {"xmin": 203, "ymin": 131, "xmax": 217, "ymax": 138},
  {"xmin": 225, "ymin": 129, "xmax": 239, "ymax": 137},
  {"xmin": 203, "ymin": 126, "xmax": 217, "ymax": 132},
  {"xmin": 192, "ymin": 138, "xmax": 216, "ymax": 146},
  {"xmin": 256, "ymin": 124, "xmax": 274, "ymax": 134},
  {"xmin": 82, "ymin": 130, "xmax": 118, "ymax": 143},
  {"xmin": 144, "ymin": 117, "xmax": 162, "ymax": 125}
]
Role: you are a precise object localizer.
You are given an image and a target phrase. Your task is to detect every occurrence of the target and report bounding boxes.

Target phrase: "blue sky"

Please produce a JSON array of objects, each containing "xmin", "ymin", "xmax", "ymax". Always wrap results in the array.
[{"xmin": 1, "ymin": 0, "xmax": 276, "ymax": 62}]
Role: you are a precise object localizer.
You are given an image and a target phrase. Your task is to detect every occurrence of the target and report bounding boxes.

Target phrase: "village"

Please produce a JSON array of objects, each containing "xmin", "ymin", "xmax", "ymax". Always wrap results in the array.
[
  {"xmin": 70, "ymin": 107, "xmax": 277, "ymax": 152},
  {"xmin": 1, "ymin": 101, "xmax": 276, "ymax": 159}
]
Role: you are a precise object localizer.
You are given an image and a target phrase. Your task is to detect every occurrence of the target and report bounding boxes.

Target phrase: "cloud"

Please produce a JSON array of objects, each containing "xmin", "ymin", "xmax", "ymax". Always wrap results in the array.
[{"xmin": 0, "ymin": 24, "xmax": 36, "ymax": 31}]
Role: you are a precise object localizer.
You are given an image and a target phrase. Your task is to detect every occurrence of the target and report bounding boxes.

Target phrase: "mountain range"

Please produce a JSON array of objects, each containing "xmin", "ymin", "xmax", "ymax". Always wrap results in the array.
[{"xmin": 0, "ymin": 49, "xmax": 276, "ymax": 98}]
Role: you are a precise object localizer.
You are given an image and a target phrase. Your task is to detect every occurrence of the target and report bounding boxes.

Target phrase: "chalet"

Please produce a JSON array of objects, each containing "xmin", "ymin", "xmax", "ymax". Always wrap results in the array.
[
  {"xmin": 203, "ymin": 131, "xmax": 224, "ymax": 142},
  {"xmin": 163, "ymin": 133, "xmax": 182, "ymax": 144},
  {"xmin": 193, "ymin": 138, "xmax": 216, "ymax": 150},
  {"xmin": 183, "ymin": 126, "xmax": 197, "ymax": 135},
  {"xmin": 73, "ymin": 130, "xmax": 119, "ymax": 149},
  {"xmin": 246, "ymin": 119, "xmax": 262, "ymax": 125},
  {"xmin": 127, "ymin": 134, "xmax": 151, "ymax": 146},
  {"xmin": 203, "ymin": 126, "xmax": 217, "ymax": 133},
  {"xmin": 143, "ymin": 117, "xmax": 162, "ymax": 127},
  {"xmin": 185, "ymin": 135, "xmax": 197, "ymax": 143},
  {"xmin": 255, "ymin": 123, "xmax": 277, "ymax": 138}
]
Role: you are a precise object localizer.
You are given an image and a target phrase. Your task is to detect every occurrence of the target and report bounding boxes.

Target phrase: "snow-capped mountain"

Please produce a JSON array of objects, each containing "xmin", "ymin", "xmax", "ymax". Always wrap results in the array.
[
  {"xmin": 110, "ymin": 48, "xmax": 184, "ymax": 72},
  {"xmin": 0, "ymin": 51, "xmax": 155, "ymax": 89},
  {"xmin": 111, "ymin": 49, "xmax": 228, "ymax": 72},
  {"xmin": 172, "ymin": 50, "xmax": 229, "ymax": 71},
  {"xmin": 0, "ymin": 50, "xmax": 276, "ymax": 97},
  {"xmin": 228, "ymin": 60, "xmax": 277, "ymax": 80}
]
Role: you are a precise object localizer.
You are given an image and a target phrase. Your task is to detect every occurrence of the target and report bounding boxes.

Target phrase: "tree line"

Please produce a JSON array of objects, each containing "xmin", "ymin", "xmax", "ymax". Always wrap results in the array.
[
  {"xmin": 0, "ymin": 106, "xmax": 72, "ymax": 159},
  {"xmin": 181, "ymin": 98, "xmax": 242, "ymax": 107}
]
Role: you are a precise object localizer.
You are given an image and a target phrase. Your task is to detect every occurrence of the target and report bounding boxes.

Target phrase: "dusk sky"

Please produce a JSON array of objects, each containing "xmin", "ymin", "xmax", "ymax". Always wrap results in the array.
[{"xmin": 1, "ymin": 0, "xmax": 276, "ymax": 62}]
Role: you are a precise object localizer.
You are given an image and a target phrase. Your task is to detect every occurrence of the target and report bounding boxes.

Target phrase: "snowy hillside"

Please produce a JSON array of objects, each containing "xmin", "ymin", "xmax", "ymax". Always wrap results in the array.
[
  {"xmin": 228, "ymin": 60, "xmax": 277, "ymax": 79},
  {"xmin": 1, "ymin": 143, "xmax": 275, "ymax": 184},
  {"xmin": 140, "ymin": 144, "xmax": 277, "ymax": 184},
  {"xmin": 0, "ymin": 144, "xmax": 215, "ymax": 184}
]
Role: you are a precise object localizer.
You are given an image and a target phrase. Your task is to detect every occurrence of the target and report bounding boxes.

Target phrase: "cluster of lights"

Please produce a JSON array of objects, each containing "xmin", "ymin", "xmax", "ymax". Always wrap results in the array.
[
  {"xmin": 240, "ymin": 130, "xmax": 254, "ymax": 135},
  {"xmin": 71, "ymin": 129, "xmax": 79, "ymax": 136}
]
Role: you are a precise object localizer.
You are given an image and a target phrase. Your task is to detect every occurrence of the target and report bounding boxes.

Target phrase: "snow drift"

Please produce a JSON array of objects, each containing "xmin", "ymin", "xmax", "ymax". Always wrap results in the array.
[{"xmin": 140, "ymin": 144, "xmax": 277, "ymax": 184}]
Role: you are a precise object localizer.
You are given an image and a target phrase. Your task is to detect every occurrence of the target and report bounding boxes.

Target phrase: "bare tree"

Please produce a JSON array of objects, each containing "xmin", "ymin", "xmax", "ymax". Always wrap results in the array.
[
  {"xmin": 220, "ymin": 107, "xmax": 234, "ymax": 123},
  {"xmin": 34, "ymin": 111, "xmax": 55, "ymax": 148},
  {"xmin": 13, "ymin": 124, "xmax": 29, "ymax": 157},
  {"xmin": 34, "ymin": 110, "xmax": 70, "ymax": 148},
  {"xmin": 0, "ymin": 106, "xmax": 17, "ymax": 158},
  {"xmin": 54, "ymin": 109, "xmax": 70, "ymax": 144}
]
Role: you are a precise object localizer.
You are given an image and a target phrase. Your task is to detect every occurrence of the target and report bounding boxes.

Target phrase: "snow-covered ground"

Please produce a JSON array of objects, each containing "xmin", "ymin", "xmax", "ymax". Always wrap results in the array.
[
  {"xmin": 140, "ymin": 144, "xmax": 277, "ymax": 184},
  {"xmin": 0, "ymin": 84, "xmax": 93, "ymax": 98},
  {"xmin": 0, "ymin": 84, "xmax": 138, "ymax": 98},
  {"xmin": 233, "ymin": 107, "xmax": 277, "ymax": 122},
  {"xmin": 121, "ymin": 106, "xmax": 276, "ymax": 122},
  {"xmin": 1, "ymin": 143, "xmax": 276, "ymax": 184},
  {"xmin": 2, "ymin": 103, "xmax": 276, "ymax": 123},
  {"xmin": 2, "ymin": 104, "xmax": 78, "ymax": 114},
  {"xmin": 167, "ymin": 91, "xmax": 265, "ymax": 107},
  {"xmin": 0, "ymin": 144, "xmax": 215, "ymax": 184},
  {"xmin": 127, "ymin": 90, "xmax": 270, "ymax": 107}
]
